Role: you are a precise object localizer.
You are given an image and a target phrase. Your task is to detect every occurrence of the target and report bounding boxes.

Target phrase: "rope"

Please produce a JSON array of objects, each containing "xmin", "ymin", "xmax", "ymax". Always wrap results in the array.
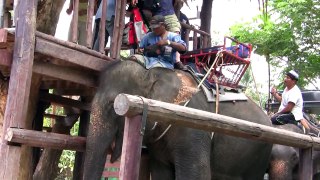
[
  {"xmin": 249, "ymin": 64, "xmax": 263, "ymax": 108},
  {"xmin": 154, "ymin": 51, "xmax": 224, "ymax": 143},
  {"xmin": 153, "ymin": 98, "xmax": 191, "ymax": 142}
]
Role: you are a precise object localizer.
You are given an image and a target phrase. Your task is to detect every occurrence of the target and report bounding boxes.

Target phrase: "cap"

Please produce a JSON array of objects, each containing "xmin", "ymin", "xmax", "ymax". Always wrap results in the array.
[
  {"xmin": 286, "ymin": 70, "xmax": 299, "ymax": 81},
  {"xmin": 149, "ymin": 15, "xmax": 165, "ymax": 29}
]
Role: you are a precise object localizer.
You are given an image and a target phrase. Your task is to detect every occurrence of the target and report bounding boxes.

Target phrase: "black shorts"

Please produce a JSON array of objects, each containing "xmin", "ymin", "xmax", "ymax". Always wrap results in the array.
[{"xmin": 271, "ymin": 113, "xmax": 298, "ymax": 125}]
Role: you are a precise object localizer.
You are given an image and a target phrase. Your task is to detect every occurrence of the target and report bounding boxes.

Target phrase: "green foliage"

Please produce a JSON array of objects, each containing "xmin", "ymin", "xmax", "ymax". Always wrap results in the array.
[
  {"xmin": 56, "ymin": 121, "xmax": 79, "ymax": 179},
  {"xmin": 44, "ymin": 92, "xmax": 80, "ymax": 179},
  {"xmin": 229, "ymin": 0, "xmax": 320, "ymax": 89},
  {"xmin": 56, "ymin": 150, "xmax": 75, "ymax": 180},
  {"xmin": 240, "ymin": 66, "xmax": 268, "ymax": 108}
]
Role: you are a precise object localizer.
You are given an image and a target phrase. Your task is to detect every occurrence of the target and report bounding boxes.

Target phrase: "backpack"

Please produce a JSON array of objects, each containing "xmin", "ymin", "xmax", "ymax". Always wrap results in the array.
[{"xmin": 123, "ymin": 7, "xmax": 148, "ymax": 47}]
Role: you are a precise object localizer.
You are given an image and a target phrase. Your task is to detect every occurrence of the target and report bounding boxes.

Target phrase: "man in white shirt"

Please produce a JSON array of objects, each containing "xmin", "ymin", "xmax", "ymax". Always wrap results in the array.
[{"xmin": 270, "ymin": 70, "xmax": 306, "ymax": 127}]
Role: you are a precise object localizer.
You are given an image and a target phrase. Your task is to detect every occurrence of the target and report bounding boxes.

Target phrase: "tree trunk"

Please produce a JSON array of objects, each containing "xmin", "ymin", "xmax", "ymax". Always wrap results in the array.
[
  {"xmin": 33, "ymin": 120, "xmax": 78, "ymax": 180},
  {"xmin": 200, "ymin": 0, "xmax": 213, "ymax": 34},
  {"xmin": 36, "ymin": 0, "xmax": 65, "ymax": 35}
]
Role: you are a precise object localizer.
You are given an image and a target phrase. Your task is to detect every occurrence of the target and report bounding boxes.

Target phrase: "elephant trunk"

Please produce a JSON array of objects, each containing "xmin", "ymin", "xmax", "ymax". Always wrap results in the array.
[
  {"xmin": 268, "ymin": 160, "xmax": 293, "ymax": 180},
  {"xmin": 83, "ymin": 98, "xmax": 119, "ymax": 179}
]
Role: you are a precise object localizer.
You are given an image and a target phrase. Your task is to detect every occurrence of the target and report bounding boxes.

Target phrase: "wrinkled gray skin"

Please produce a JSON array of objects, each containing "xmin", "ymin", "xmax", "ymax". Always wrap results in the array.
[
  {"xmin": 268, "ymin": 124, "xmax": 320, "ymax": 180},
  {"xmin": 83, "ymin": 60, "xmax": 272, "ymax": 180}
]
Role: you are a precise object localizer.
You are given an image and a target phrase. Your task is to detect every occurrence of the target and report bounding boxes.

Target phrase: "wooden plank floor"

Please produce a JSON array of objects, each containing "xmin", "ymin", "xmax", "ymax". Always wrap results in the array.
[{"xmin": 0, "ymin": 28, "xmax": 115, "ymax": 96}]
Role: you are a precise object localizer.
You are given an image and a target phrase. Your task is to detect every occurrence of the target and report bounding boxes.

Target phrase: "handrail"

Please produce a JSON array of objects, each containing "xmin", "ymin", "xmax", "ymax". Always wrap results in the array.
[
  {"xmin": 223, "ymin": 36, "xmax": 252, "ymax": 59},
  {"xmin": 114, "ymin": 94, "xmax": 320, "ymax": 150},
  {"xmin": 180, "ymin": 22, "xmax": 210, "ymax": 37}
]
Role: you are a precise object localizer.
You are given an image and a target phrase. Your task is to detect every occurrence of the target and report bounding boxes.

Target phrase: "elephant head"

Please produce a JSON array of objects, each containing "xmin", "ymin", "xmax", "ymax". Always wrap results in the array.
[{"xmin": 267, "ymin": 123, "xmax": 320, "ymax": 180}]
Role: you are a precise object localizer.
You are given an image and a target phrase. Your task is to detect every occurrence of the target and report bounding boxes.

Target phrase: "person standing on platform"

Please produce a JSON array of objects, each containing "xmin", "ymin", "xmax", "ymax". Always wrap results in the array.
[
  {"xmin": 66, "ymin": 0, "xmax": 88, "ymax": 46},
  {"xmin": 93, "ymin": 0, "xmax": 116, "ymax": 56}
]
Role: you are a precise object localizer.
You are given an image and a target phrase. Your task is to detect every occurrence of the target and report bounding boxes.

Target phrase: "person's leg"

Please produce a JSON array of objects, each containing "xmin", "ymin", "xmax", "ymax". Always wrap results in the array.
[
  {"xmin": 271, "ymin": 113, "xmax": 282, "ymax": 125},
  {"xmin": 93, "ymin": 18, "xmax": 101, "ymax": 50},
  {"xmin": 128, "ymin": 54, "xmax": 147, "ymax": 67},
  {"xmin": 271, "ymin": 113, "xmax": 297, "ymax": 125},
  {"xmin": 164, "ymin": 14, "xmax": 181, "ymax": 33},
  {"xmin": 105, "ymin": 16, "xmax": 115, "ymax": 56},
  {"xmin": 78, "ymin": 20, "xmax": 87, "ymax": 46},
  {"xmin": 164, "ymin": 14, "xmax": 186, "ymax": 70}
]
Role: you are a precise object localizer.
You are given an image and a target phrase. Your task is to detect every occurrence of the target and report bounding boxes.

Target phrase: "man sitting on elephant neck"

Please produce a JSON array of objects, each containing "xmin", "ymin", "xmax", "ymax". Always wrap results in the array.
[
  {"xmin": 130, "ymin": 15, "xmax": 187, "ymax": 69},
  {"xmin": 270, "ymin": 70, "xmax": 310, "ymax": 131}
]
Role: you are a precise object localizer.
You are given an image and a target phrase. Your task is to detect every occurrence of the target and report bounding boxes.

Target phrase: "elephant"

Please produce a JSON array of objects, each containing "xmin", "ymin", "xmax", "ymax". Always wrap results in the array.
[
  {"xmin": 83, "ymin": 60, "xmax": 272, "ymax": 180},
  {"xmin": 267, "ymin": 124, "xmax": 320, "ymax": 180}
]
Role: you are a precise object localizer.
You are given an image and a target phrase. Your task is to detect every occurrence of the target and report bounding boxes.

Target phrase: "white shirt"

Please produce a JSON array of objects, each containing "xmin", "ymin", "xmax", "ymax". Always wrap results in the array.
[{"xmin": 278, "ymin": 85, "xmax": 304, "ymax": 120}]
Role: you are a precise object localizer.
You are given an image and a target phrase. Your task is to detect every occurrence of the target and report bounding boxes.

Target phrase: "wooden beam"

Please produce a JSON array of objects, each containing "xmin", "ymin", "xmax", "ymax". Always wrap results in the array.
[
  {"xmin": 43, "ymin": 114, "xmax": 66, "ymax": 119},
  {"xmin": 40, "ymin": 93, "xmax": 91, "ymax": 111},
  {"xmin": 0, "ymin": 50, "xmax": 98, "ymax": 87},
  {"xmin": 180, "ymin": 22, "xmax": 211, "ymax": 37},
  {"xmin": 40, "ymin": 80, "xmax": 90, "ymax": 89},
  {"xmin": 0, "ymin": 28, "xmax": 14, "ymax": 48},
  {"xmin": 5, "ymin": 128, "xmax": 86, "ymax": 152},
  {"xmin": 45, "ymin": 88, "xmax": 95, "ymax": 96},
  {"xmin": 110, "ymin": 0, "xmax": 126, "ymax": 59},
  {"xmin": 35, "ymin": 31, "xmax": 113, "ymax": 61},
  {"xmin": 114, "ymin": 94, "xmax": 320, "ymax": 150},
  {"xmin": 35, "ymin": 37, "xmax": 109, "ymax": 71},
  {"xmin": 0, "ymin": 0, "xmax": 37, "ymax": 179},
  {"xmin": 33, "ymin": 61, "xmax": 97, "ymax": 87}
]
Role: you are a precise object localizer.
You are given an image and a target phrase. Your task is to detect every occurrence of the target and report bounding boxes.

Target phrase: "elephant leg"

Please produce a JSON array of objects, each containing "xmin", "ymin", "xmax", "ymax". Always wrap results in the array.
[
  {"xmin": 174, "ymin": 132, "xmax": 211, "ymax": 180},
  {"xmin": 150, "ymin": 159, "xmax": 174, "ymax": 180}
]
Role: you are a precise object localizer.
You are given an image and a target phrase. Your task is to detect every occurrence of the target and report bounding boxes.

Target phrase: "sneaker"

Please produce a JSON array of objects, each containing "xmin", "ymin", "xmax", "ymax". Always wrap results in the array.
[{"xmin": 174, "ymin": 61, "xmax": 187, "ymax": 71}]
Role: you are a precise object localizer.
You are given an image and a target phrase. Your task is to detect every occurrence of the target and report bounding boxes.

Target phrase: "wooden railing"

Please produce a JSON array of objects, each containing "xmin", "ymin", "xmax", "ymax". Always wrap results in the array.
[
  {"xmin": 180, "ymin": 22, "xmax": 211, "ymax": 50},
  {"xmin": 114, "ymin": 94, "xmax": 318, "ymax": 180}
]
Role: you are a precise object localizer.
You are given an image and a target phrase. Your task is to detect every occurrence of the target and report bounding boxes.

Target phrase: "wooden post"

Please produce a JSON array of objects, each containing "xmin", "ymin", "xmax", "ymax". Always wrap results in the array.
[
  {"xmin": 73, "ymin": 96, "xmax": 91, "ymax": 180},
  {"xmin": 184, "ymin": 29, "xmax": 190, "ymax": 49},
  {"xmin": 110, "ymin": 0, "xmax": 126, "ymax": 59},
  {"xmin": 0, "ymin": 0, "xmax": 37, "ymax": 179},
  {"xmin": 86, "ymin": 0, "xmax": 95, "ymax": 48},
  {"xmin": 119, "ymin": 115, "xmax": 143, "ymax": 180},
  {"xmin": 202, "ymin": 35, "xmax": 208, "ymax": 48},
  {"xmin": 0, "ymin": 0, "xmax": 5, "ymax": 28},
  {"xmin": 299, "ymin": 148, "xmax": 313, "ymax": 180},
  {"xmin": 71, "ymin": 0, "xmax": 79, "ymax": 43},
  {"xmin": 193, "ymin": 31, "xmax": 198, "ymax": 51},
  {"xmin": 98, "ymin": 0, "xmax": 107, "ymax": 54}
]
